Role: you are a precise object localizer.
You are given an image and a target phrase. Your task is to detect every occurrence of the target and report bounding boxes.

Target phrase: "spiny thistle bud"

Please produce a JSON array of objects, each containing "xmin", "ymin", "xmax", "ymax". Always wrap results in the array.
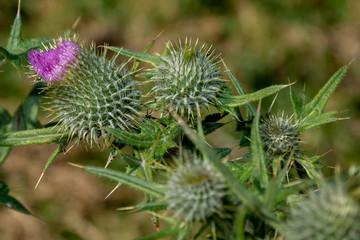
[
  {"xmin": 165, "ymin": 159, "xmax": 227, "ymax": 222},
  {"xmin": 283, "ymin": 183, "xmax": 360, "ymax": 240},
  {"xmin": 260, "ymin": 113, "xmax": 300, "ymax": 155},
  {"xmin": 27, "ymin": 37, "xmax": 141, "ymax": 147},
  {"xmin": 149, "ymin": 39, "xmax": 225, "ymax": 119}
]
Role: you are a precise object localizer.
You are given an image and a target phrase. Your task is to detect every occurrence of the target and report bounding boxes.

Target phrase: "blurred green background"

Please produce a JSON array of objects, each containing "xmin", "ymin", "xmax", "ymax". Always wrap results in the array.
[{"xmin": 0, "ymin": 0, "xmax": 360, "ymax": 239}]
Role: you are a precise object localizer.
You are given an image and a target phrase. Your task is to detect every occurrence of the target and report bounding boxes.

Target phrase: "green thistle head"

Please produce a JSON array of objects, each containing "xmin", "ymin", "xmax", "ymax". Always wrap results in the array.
[
  {"xmin": 149, "ymin": 39, "xmax": 225, "ymax": 120},
  {"xmin": 165, "ymin": 159, "xmax": 227, "ymax": 222},
  {"xmin": 260, "ymin": 113, "xmax": 300, "ymax": 156},
  {"xmin": 28, "ymin": 37, "xmax": 141, "ymax": 147},
  {"xmin": 283, "ymin": 182, "xmax": 360, "ymax": 240}
]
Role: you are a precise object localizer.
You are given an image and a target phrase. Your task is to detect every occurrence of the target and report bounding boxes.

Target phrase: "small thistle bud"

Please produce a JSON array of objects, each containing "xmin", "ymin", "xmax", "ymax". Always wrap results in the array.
[
  {"xmin": 165, "ymin": 159, "xmax": 227, "ymax": 222},
  {"xmin": 149, "ymin": 39, "xmax": 225, "ymax": 119},
  {"xmin": 283, "ymin": 183, "xmax": 360, "ymax": 240},
  {"xmin": 260, "ymin": 113, "xmax": 300, "ymax": 155},
  {"xmin": 27, "ymin": 38, "xmax": 141, "ymax": 147}
]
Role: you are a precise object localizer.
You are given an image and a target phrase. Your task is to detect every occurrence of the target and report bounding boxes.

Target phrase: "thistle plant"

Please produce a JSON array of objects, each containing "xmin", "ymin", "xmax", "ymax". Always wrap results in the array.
[
  {"xmin": 27, "ymin": 37, "xmax": 142, "ymax": 147},
  {"xmin": 0, "ymin": 3, "xmax": 358, "ymax": 240},
  {"xmin": 165, "ymin": 159, "xmax": 228, "ymax": 222},
  {"xmin": 148, "ymin": 39, "xmax": 225, "ymax": 120}
]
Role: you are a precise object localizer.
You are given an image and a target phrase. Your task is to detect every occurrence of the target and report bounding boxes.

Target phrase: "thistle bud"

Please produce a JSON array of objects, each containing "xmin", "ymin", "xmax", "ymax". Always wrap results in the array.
[
  {"xmin": 27, "ymin": 38, "xmax": 141, "ymax": 147},
  {"xmin": 165, "ymin": 159, "xmax": 227, "ymax": 222},
  {"xmin": 260, "ymin": 113, "xmax": 300, "ymax": 156},
  {"xmin": 149, "ymin": 39, "xmax": 225, "ymax": 119},
  {"xmin": 283, "ymin": 182, "xmax": 360, "ymax": 240}
]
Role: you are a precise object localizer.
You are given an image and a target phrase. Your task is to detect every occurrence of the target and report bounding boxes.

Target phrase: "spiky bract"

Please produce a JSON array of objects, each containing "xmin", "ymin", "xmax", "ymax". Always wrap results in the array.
[
  {"xmin": 165, "ymin": 159, "xmax": 227, "ymax": 222},
  {"xmin": 149, "ymin": 40, "xmax": 224, "ymax": 119},
  {"xmin": 283, "ymin": 183, "xmax": 360, "ymax": 240},
  {"xmin": 28, "ymin": 38, "xmax": 142, "ymax": 147},
  {"xmin": 260, "ymin": 113, "xmax": 300, "ymax": 155}
]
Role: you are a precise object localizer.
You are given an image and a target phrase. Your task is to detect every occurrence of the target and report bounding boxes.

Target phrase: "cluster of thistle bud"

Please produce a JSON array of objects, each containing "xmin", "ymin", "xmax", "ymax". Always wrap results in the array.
[
  {"xmin": 27, "ymin": 36, "xmax": 226, "ymax": 147},
  {"xmin": 27, "ymin": 37, "xmax": 141, "ymax": 147}
]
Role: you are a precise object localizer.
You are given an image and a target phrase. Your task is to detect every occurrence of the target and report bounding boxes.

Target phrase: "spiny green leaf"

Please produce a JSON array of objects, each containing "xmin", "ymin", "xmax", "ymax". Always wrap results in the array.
[
  {"xmin": 35, "ymin": 142, "xmax": 67, "ymax": 189},
  {"xmin": 296, "ymin": 158, "xmax": 322, "ymax": 180},
  {"xmin": 290, "ymin": 86, "xmax": 306, "ymax": 121},
  {"xmin": 106, "ymin": 46, "xmax": 161, "ymax": 66},
  {"xmin": 131, "ymin": 35, "xmax": 159, "ymax": 71},
  {"xmin": 108, "ymin": 118, "xmax": 180, "ymax": 160},
  {"xmin": 15, "ymin": 38, "xmax": 50, "ymax": 53},
  {"xmin": 302, "ymin": 65, "xmax": 347, "ymax": 118},
  {"xmin": 224, "ymin": 64, "xmax": 256, "ymax": 117},
  {"xmin": 227, "ymin": 161, "xmax": 253, "ymax": 183},
  {"xmin": 0, "ymin": 127, "xmax": 67, "ymax": 146},
  {"xmin": 0, "ymin": 107, "xmax": 13, "ymax": 165},
  {"xmin": 6, "ymin": 6, "xmax": 22, "ymax": 51},
  {"xmin": 250, "ymin": 105, "xmax": 268, "ymax": 188},
  {"xmin": 220, "ymin": 84, "xmax": 290, "ymax": 108},
  {"xmin": 107, "ymin": 128, "xmax": 155, "ymax": 148},
  {"xmin": 275, "ymin": 179, "xmax": 315, "ymax": 204},
  {"xmin": 118, "ymin": 150, "xmax": 142, "ymax": 168},
  {"xmin": 0, "ymin": 181, "xmax": 32, "ymax": 215},
  {"xmin": 1, "ymin": 2, "xmax": 50, "ymax": 68},
  {"xmin": 44, "ymin": 143, "xmax": 66, "ymax": 172},
  {"xmin": 200, "ymin": 112, "xmax": 228, "ymax": 136},
  {"xmin": 300, "ymin": 111, "xmax": 340, "ymax": 132},
  {"xmin": 82, "ymin": 166, "xmax": 165, "ymax": 198},
  {"xmin": 135, "ymin": 201, "xmax": 167, "ymax": 212}
]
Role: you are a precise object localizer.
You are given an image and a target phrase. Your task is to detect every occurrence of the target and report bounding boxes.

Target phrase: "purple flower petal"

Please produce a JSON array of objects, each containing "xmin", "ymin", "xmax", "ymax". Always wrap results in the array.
[{"xmin": 28, "ymin": 40, "xmax": 80, "ymax": 83}]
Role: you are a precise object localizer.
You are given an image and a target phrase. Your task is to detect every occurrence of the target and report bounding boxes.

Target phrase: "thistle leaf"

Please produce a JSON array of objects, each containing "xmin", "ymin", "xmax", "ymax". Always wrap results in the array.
[
  {"xmin": 224, "ymin": 64, "xmax": 256, "ymax": 117},
  {"xmin": 108, "ymin": 118, "xmax": 180, "ymax": 159},
  {"xmin": 302, "ymin": 66, "xmax": 347, "ymax": 117},
  {"xmin": 1, "ymin": 1, "xmax": 50, "ymax": 68},
  {"xmin": 0, "ymin": 127, "xmax": 67, "ymax": 147},
  {"xmin": 250, "ymin": 104, "xmax": 268, "ymax": 188},
  {"xmin": 35, "ymin": 142, "xmax": 67, "ymax": 189},
  {"xmin": 220, "ymin": 84, "xmax": 290, "ymax": 108},
  {"xmin": 0, "ymin": 107, "xmax": 13, "ymax": 165},
  {"xmin": 80, "ymin": 165, "xmax": 165, "ymax": 198},
  {"xmin": 106, "ymin": 46, "xmax": 161, "ymax": 66},
  {"xmin": 296, "ymin": 158, "xmax": 322, "ymax": 180},
  {"xmin": 300, "ymin": 111, "xmax": 340, "ymax": 132},
  {"xmin": 0, "ymin": 181, "xmax": 32, "ymax": 215},
  {"xmin": 6, "ymin": 4, "xmax": 22, "ymax": 51},
  {"xmin": 289, "ymin": 86, "xmax": 306, "ymax": 121},
  {"xmin": 227, "ymin": 161, "xmax": 253, "ymax": 183},
  {"xmin": 118, "ymin": 150, "xmax": 142, "ymax": 168},
  {"xmin": 135, "ymin": 201, "xmax": 167, "ymax": 212}
]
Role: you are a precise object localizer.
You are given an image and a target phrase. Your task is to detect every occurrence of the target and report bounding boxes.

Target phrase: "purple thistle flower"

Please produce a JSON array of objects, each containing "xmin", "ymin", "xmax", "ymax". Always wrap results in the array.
[{"xmin": 28, "ymin": 40, "xmax": 80, "ymax": 83}]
